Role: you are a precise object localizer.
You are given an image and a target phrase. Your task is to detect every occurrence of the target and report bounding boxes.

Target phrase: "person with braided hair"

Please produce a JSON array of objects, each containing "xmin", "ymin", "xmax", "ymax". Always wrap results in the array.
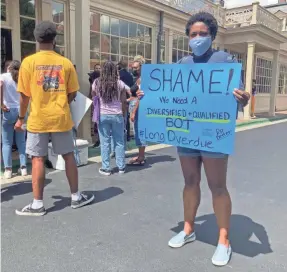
[{"xmin": 92, "ymin": 61, "xmax": 129, "ymax": 176}]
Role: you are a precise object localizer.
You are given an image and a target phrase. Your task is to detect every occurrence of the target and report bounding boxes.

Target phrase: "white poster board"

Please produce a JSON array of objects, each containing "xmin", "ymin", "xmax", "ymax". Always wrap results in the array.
[{"xmin": 70, "ymin": 92, "xmax": 92, "ymax": 129}]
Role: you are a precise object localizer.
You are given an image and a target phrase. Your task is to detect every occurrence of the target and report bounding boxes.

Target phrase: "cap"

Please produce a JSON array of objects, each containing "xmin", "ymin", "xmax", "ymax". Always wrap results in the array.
[{"xmin": 34, "ymin": 21, "xmax": 57, "ymax": 43}]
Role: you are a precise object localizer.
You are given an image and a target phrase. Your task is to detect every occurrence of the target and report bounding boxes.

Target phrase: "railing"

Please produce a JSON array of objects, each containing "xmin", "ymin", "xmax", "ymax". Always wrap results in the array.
[
  {"xmin": 154, "ymin": 0, "xmax": 225, "ymax": 27},
  {"xmin": 224, "ymin": 2, "xmax": 283, "ymax": 32},
  {"xmin": 257, "ymin": 5, "xmax": 282, "ymax": 32},
  {"xmin": 225, "ymin": 5, "xmax": 253, "ymax": 28},
  {"xmin": 155, "ymin": 0, "xmax": 284, "ymax": 34}
]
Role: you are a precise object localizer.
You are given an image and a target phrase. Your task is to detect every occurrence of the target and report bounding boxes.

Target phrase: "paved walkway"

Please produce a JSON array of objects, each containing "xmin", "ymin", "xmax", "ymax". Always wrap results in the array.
[{"xmin": 2, "ymin": 122, "xmax": 287, "ymax": 272}]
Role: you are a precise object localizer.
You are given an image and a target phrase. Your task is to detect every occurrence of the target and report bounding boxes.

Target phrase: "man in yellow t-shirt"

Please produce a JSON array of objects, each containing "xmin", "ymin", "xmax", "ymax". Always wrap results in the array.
[{"xmin": 14, "ymin": 21, "xmax": 94, "ymax": 216}]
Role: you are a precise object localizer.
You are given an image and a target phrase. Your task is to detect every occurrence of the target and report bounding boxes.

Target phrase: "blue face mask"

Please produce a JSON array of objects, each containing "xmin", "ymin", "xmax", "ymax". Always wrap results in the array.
[{"xmin": 189, "ymin": 36, "xmax": 212, "ymax": 57}]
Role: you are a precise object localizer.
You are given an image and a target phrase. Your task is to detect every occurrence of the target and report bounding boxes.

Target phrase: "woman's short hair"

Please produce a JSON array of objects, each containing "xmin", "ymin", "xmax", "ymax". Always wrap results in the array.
[
  {"xmin": 9, "ymin": 60, "xmax": 21, "ymax": 83},
  {"xmin": 185, "ymin": 12, "xmax": 218, "ymax": 40},
  {"xmin": 134, "ymin": 55, "xmax": 146, "ymax": 65}
]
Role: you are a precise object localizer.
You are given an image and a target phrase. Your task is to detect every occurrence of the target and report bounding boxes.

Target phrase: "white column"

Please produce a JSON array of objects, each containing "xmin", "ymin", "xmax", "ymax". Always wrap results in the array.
[
  {"xmin": 282, "ymin": 17, "xmax": 286, "ymax": 32},
  {"xmin": 244, "ymin": 42, "xmax": 256, "ymax": 119},
  {"xmin": 10, "ymin": 0, "xmax": 21, "ymax": 61},
  {"xmin": 251, "ymin": 2, "xmax": 259, "ymax": 25},
  {"xmin": 69, "ymin": 1, "xmax": 76, "ymax": 64},
  {"xmin": 269, "ymin": 50, "xmax": 279, "ymax": 116},
  {"xmin": 75, "ymin": 0, "xmax": 91, "ymax": 141}
]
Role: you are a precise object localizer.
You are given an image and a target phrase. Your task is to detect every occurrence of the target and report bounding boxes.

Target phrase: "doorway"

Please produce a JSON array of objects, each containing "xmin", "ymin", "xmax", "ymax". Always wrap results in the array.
[{"xmin": 1, "ymin": 28, "xmax": 13, "ymax": 72}]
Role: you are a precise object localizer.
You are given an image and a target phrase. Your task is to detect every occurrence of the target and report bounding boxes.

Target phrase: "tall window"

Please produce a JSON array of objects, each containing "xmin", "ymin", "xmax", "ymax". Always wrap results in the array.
[
  {"xmin": 90, "ymin": 12, "xmax": 152, "ymax": 70},
  {"xmin": 172, "ymin": 34, "xmax": 190, "ymax": 63},
  {"xmin": 1, "ymin": 0, "xmax": 7, "ymax": 22},
  {"xmin": 278, "ymin": 64, "xmax": 287, "ymax": 94},
  {"xmin": 160, "ymin": 31, "xmax": 165, "ymax": 63},
  {"xmin": 230, "ymin": 51, "xmax": 246, "ymax": 84},
  {"xmin": 52, "ymin": 1, "xmax": 65, "ymax": 56},
  {"xmin": 19, "ymin": 0, "xmax": 36, "ymax": 59},
  {"xmin": 255, "ymin": 57, "xmax": 272, "ymax": 94}
]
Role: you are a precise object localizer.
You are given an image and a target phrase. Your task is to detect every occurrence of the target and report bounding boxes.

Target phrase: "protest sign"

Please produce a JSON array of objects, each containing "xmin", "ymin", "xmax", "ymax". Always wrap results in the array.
[
  {"xmin": 138, "ymin": 63, "xmax": 242, "ymax": 154},
  {"xmin": 70, "ymin": 92, "xmax": 92, "ymax": 129}
]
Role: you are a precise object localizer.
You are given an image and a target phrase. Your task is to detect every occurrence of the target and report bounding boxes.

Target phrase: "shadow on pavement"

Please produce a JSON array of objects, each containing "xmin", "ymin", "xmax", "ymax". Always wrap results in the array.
[
  {"xmin": 1, "ymin": 179, "xmax": 52, "ymax": 203},
  {"xmin": 125, "ymin": 154, "xmax": 176, "ymax": 172},
  {"xmin": 171, "ymin": 214, "xmax": 272, "ymax": 258},
  {"xmin": 46, "ymin": 186, "xmax": 124, "ymax": 213}
]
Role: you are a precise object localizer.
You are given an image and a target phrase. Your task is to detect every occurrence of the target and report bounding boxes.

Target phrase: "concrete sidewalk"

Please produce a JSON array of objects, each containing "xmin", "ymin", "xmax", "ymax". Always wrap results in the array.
[{"xmin": 236, "ymin": 110, "xmax": 287, "ymax": 127}]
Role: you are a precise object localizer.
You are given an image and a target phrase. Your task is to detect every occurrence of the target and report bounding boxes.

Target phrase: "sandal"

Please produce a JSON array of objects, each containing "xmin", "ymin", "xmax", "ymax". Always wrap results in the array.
[{"xmin": 128, "ymin": 157, "xmax": 146, "ymax": 166}]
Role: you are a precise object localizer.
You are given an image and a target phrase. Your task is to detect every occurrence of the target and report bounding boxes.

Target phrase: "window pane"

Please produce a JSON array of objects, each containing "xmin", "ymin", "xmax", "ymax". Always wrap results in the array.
[
  {"xmin": 19, "ymin": 0, "xmax": 35, "ymax": 18},
  {"xmin": 119, "ymin": 55, "xmax": 128, "ymax": 62},
  {"xmin": 101, "ymin": 34, "xmax": 110, "ymax": 53},
  {"xmin": 129, "ymin": 40, "xmax": 136, "ymax": 57},
  {"xmin": 111, "ymin": 36, "xmax": 119, "ymax": 54},
  {"xmin": 137, "ymin": 24, "xmax": 145, "ymax": 41},
  {"xmin": 55, "ymin": 46, "xmax": 65, "ymax": 56},
  {"xmin": 120, "ymin": 38, "xmax": 128, "ymax": 56},
  {"xmin": 184, "ymin": 37, "xmax": 189, "ymax": 51},
  {"xmin": 90, "ymin": 32, "xmax": 100, "ymax": 52},
  {"xmin": 178, "ymin": 50, "xmax": 183, "ymax": 60},
  {"xmin": 1, "ymin": 4, "xmax": 6, "ymax": 21},
  {"xmin": 161, "ymin": 32, "xmax": 165, "ymax": 46},
  {"xmin": 100, "ymin": 15, "xmax": 110, "ymax": 34},
  {"xmin": 21, "ymin": 42, "xmax": 36, "ymax": 59},
  {"xmin": 55, "ymin": 24, "xmax": 64, "ymax": 46},
  {"xmin": 137, "ymin": 42, "xmax": 144, "ymax": 57},
  {"xmin": 120, "ymin": 20, "xmax": 128, "ymax": 38},
  {"xmin": 90, "ymin": 12, "xmax": 100, "ymax": 32},
  {"xmin": 173, "ymin": 35, "xmax": 177, "ymax": 49},
  {"xmin": 101, "ymin": 53, "xmax": 110, "ymax": 64},
  {"xmin": 161, "ymin": 47, "xmax": 165, "ymax": 63},
  {"xmin": 111, "ymin": 54, "xmax": 119, "ymax": 63},
  {"xmin": 20, "ymin": 18, "xmax": 35, "ymax": 41},
  {"xmin": 145, "ymin": 43, "xmax": 151, "ymax": 59},
  {"xmin": 129, "ymin": 22, "xmax": 137, "ymax": 40},
  {"xmin": 90, "ymin": 52, "xmax": 100, "ymax": 70},
  {"xmin": 178, "ymin": 36, "xmax": 184, "ymax": 50},
  {"xmin": 55, "ymin": 32, "xmax": 64, "ymax": 46},
  {"xmin": 111, "ymin": 18, "xmax": 119, "ymax": 36},
  {"xmin": 52, "ymin": 1, "xmax": 64, "ymax": 24},
  {"xmin": 144, "ymin": 27, "xmax": 152, "ymax": 43}
]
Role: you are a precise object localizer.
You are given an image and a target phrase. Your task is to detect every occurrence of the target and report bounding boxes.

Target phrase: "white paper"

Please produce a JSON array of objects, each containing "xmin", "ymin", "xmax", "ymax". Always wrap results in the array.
[{"xmin": 70, "ymin": 92, "xmax": 92, "ymax": 129}]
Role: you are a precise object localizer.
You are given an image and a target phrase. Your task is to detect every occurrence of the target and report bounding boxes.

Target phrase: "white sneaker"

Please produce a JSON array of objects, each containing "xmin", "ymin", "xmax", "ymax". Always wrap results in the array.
[
  {"xmin": 21, "ymin": 168, "xmax": 28, "ymax": 176},
  {"xmin": 4, "ymin": 170, "xmax": 12, "ymax": 179},
  {"xmin": 168, "ymin": 231, "xmax": 196, "ymax": 248}
]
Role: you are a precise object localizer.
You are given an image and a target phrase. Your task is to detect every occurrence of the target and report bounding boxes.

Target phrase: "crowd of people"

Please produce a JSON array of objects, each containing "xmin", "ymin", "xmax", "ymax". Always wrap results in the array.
[
  {"xmin": 1, "ymin": 11, "xmax": 250, "ymax": 267},
  {"xmin": 89, "ymin": 56, "xmax": 148, "ymax": 175}
]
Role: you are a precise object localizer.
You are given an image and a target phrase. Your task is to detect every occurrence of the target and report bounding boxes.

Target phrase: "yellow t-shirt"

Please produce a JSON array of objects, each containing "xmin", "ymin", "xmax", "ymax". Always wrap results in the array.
[{"xmin": 17, "ymin": 50, "xmax": 79, "ymax": 133}]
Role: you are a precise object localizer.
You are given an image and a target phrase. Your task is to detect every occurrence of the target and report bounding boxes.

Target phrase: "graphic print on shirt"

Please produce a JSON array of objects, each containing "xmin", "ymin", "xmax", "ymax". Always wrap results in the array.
[{"xmin": 36, "ymin": 65, "xmax": 65, "ymax": 92}]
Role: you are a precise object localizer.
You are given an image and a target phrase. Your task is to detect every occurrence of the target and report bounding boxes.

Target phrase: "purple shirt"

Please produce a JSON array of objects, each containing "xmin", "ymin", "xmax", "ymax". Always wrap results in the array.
[{"xmin": 92, "ymin": 79, "xmax": 128, "ymax": 115}]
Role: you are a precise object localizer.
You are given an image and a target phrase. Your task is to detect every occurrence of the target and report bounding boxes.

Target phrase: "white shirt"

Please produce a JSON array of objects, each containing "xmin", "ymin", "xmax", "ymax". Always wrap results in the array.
[{"xmin": 0, "ymin": 72, "xmax": 20, "ymax": 109}]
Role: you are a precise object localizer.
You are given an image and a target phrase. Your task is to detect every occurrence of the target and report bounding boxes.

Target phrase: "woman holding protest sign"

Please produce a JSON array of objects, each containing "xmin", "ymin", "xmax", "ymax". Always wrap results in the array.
[{"xmin": 136, "ymin": 12, "xmax": 250, "ymax": 266}]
